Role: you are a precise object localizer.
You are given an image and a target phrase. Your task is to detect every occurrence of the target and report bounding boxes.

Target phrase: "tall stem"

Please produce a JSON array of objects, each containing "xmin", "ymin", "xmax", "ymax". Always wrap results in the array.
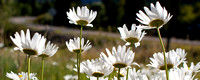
[
  {"xmin": 78, "ymin": 26, "xmax": 83, "ymax": 80},
  {"xmin": 27, "ymin": 55, "xmax": 31, "ymax": 80},
  {"xmin": 126, "ymin": 42, "xmax": 133, "ymax": 80},
  {"xmin": 77, "ymin": 52, "xmax": 79, "ymax": 80},
  {"xmin": 156, "ymin": 28, "xmax": 169, "ymax": 80},
  {"xmin": 118, "ymin": 68, "xmax": 121, "ymax": 80},
  {"xmin": 41, "ymin": 57, "xmax": 45, "ymax": 80},
  {"xmin": 126, "ymin": 68, "xmax": 129, "ymax": 80}
]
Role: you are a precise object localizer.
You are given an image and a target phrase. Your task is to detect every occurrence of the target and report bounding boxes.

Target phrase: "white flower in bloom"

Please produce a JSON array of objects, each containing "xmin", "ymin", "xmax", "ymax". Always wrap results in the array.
[
  {"xmin": 66, "ymin": 37, "xmax": 92, "ymax": 53},
  {"xmin": 66, "ymin": 6, "xmax": 97, "ymax": 27},
  {"xmin": 6, "ymin": 71, "xmax": 38, "ymax": 80},
  {"xmin": 100, "ymin": 45, "xmax": 139, "ymax": 68},
  {"xmin": 38, "ymin": 41, "xmax": 59, "ymax": 57},
  {"xmin": 10, "ymin": 29, "xmax": 46, "ymax": 55},
  {"xmin": 89, "ymin": 77, "xmax": 108, "ymax": 80},
  {"xmin": 151, "ymin": 68, "xmax": 198, "ymax": 80},
  {"xmin": 183, "ymin": 62, "xmax": 200, "ymax": 79},
  {"xmin": 147, "ymin": 48, "xmax": 187, "ymax": 70},
  {"xmin": 127, "ymin": 68, "xmax": 148, "ymax": 80},
  {"xmin": 118, "ymin": 24, "xmax": 146, "ymax": 47},
  {"xmin": 136, "ymin": 1, "xmax": 172, "ymax": 29},
  {"xmin": 64, "ymin": 75, "xmax": 78, "ymax": 80},
  {"xmin": 79, "ymin": 58, "xmax": 113, "ymax": 77}
]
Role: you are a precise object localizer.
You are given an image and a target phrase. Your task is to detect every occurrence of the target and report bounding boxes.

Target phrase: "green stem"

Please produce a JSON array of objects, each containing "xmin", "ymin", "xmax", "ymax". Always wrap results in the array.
[
  {"xmin": 130, "ymin": 42, "xmax": 133, "ymax": 51},
  {"xmin": 118, "ymin": 68, "xmax": 121, "ymax": 80},
  {"xmin": 108, "ymin": 74, "xmax": 111, "ymax": 80},
  {"xmin": 77, "ymin": 52, "xmax": 79, "ymax": 80},
  {"xmin": 126, "ymin": 42, "xmax": 133, "ymax": 80},
  {"xmin": 27, "ymin": 55, "xmax": 31, "ymax": 80},
  {"xmin": 41, "ymin": 57, "xmax": 45, "ymax": 80},
  {"xmin": 156, "ymin": 28, "xmax": 169, "ymax": 80},
  {"xmin": 78, "ymin": 26, "xmax": 83, "ymax": 80},
  {"xmin": 97, "ymin": 77, "xmax": 99, "ymax": 80},
  {"xmin": 126, "ymin": 68, "xmax": 129, "ymax": 80}
]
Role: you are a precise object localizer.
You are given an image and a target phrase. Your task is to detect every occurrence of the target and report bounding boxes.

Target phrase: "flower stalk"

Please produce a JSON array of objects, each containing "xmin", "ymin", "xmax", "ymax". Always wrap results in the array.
[
  {"xmin": 41, "ymin": 57, "xmax": 45, "ymax": 80},
  {"xmin": 126, "ymin": 42, "xmax": 133, "ymax": 80},
  {"xmin": 118, "ymin": 68, "xmax": 121, "ymax": 80},
  {"xmin": 78, "ymin": 25, "xmax": 83, "ymax": 80},
  {"xmin": 156, "ymin": 28, "xmax": 169, "ymax": 80},
  {"xmin": 27, "ymin": 55, "xmax": 31, "ymax": 80}
]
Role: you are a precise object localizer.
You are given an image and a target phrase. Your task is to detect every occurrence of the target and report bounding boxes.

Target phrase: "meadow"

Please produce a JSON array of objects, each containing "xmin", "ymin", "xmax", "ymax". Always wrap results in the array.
[{"xmin": 1, "ymin": 25, "xmax": 200, "ymax": 80}]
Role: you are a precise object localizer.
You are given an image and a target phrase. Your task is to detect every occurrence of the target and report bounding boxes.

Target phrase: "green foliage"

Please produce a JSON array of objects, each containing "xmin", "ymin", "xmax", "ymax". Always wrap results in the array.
[{"xmin": 178, "ymin": 2, "xmax": 200, "ymax": 24}]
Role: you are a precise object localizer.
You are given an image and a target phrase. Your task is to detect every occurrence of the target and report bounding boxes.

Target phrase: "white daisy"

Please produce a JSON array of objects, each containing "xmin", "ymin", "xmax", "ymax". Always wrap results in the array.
[
  {"xmin": 10, "ymin": 29, "xmax": 46, "ymax": 55},
  {"xmin": 6, "ymin": 71, "xmax": 38, "ymax": 80},
  {"xmin": 89, "ymin": 76, "xmax": 108, "ymax": 80},
  {"xmin": 79, "ymin": 58, "xmax": 113, "ymax": 77},
  {"xmin": 38, "ymin": 41, "xmax": 59, "ymax": 57},
  {"xmin": 151, "ymin": 68, "xmax": 198, "ymax": 80},
  {"xmin": 118, "ymin": 24, "xmax": 146, "ymax": 47},
  {"xmin": 127, "ymin": 68, "xmax": 148, "ymax": 80},
  {"xmin": 183, "ymin": 62, "xmax": 200, "ymax": 73},
  {"xmin": 64, "ymin": 75, "xmax": 78, "ymax": 80},
  {"xmin": 66, "ymin": 37, "xmax": 92, "ymax": 53},
  {"xmin": 136, "ymin": 1, "xmax": 172, "ymax": 29},
  {"xmin": 66, "ymin": 6, "xmax": 97, "ymax": 27},
  {"xmin": 147, "ymin": 48, "xmax": 187, "ymax": 70},
  {"xmin": 100, "ymin": 45, "xmax": 139, "ymax": 68}
]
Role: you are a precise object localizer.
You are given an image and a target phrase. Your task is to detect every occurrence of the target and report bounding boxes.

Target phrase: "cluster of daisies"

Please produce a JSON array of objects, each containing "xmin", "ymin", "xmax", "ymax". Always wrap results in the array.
[
  {"xmin": 7, "ymin": 29, "xmax": 59, "ymax": 80},
  {"xmin": 7, "ymin": 1, "xmax": 200, "ymax": 80}
]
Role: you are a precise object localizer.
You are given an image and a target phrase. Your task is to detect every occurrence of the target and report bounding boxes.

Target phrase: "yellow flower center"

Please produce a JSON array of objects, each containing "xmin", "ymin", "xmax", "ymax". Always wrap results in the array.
[
  {"xmin": 76, "ymin": 20, "xmax": 88, "ymax": 26},
  {"xmin": 19, "ymin": 75, "xmax": 22, "ymax": 78},
  {"xmin": 125, "ymin": 37, "xmax": 139, "ymax": 43},
  {"xmin": 92, "ymin": 72, "xmax": 104, "ymax": 77},
  {"xmin": 149, "ymin": 19, "xmax": 164, "ymax": 28},
  {"xmin": 159, "ymin": 64, "xmax": 174, "ymax": 70},
  {"xmin": 73, "ymin": 49, "xmax": 84, "ymax": 53},
  {"xmin": 113, "ymin": 63, "xmax": 127, "ymax": 68},
  {"xmin": 23, "ymin": 49, "xmax": 37, "ymax": 55}
]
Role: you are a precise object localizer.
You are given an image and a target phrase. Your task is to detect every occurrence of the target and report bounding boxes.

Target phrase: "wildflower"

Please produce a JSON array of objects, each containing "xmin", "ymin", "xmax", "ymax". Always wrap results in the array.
[
  {"xmin": 136, "ymin": 1, "xmax": 172, "ymax": 29},
  {"xmin": 118, "ymin": 24, "xmax": 146, "ymax": 47},
  {"xmin": 66, "ymin": 6, "xmax": 97, "ymax": 27},
  {"xmin": 100, "ymin": 45, "xmax": 139, "ymax": 68},
  {"xmin": 66, "ymin": 37, "xmax": 92, "ymax": 53},
  {"xmin": 38, "ymin": 41, "xmax": 59, "ymax": 57},
  {"xmin": 79, "ymin": 58, "xmax": 113, "ymax": 77},
  {"xmin": 6, "ymin": 71, "xmax": 38, "ymax": 80},
  {"xmin": 147, "ymin": 48, "xmax": 187, "ymax": 70},
  {"xmin": 127, "ymin": 68, "xmax": 148, "ymax": 80},
  {"xmin": 64, "ymin": 75, "xmax": 78, "ymax": 80},
  {"xmin": 10, "ymin": 29, "xmax": 46, "ymax": 55}
]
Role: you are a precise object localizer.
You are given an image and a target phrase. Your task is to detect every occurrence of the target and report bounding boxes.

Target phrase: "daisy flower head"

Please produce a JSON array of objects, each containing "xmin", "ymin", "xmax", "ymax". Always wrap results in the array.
[
  {"xmin": 38, "ymin": 41, "xmax": 59, "ymax": 57},
  {"xmin": 100, "ymin": 45, "xmax": 139, "ymax": 69},
  {"xmin": 127, "ymin": 68, "xmax": 148, "ymax": 80},
  {"xmin": 66, "ymin": 37, "xmax": 92, "ymax": 53},
  {"xmin": 147, "ymin": 48, "xmax": 187, "ymax": 70},
  {"xmin": 79, "ymin": 58, "xmax": 114, "ymax": 77},
  {"xmin": 10, "ymin": 29, "xmax": 46, "ymax": 56},
  {"xmin": 136, "ymin": 1, "xmax": 172, "ymax": 29},
  {"xmin": 66, "ymin": 6, "xmax": 97, "ymax": 27},
  {"xmin": 118, "ymin": 24, "xmax": 146, "ymax": 47},
  {"xmin": 6, "ymin": 71, "xmax": 38, "ymax": 80},
  {"xmin": 183, "ymin": 62, "xmax": 200, "ymax": 74}
]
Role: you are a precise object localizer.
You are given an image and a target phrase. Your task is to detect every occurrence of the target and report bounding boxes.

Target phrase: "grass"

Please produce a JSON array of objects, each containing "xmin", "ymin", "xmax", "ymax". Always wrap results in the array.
[{"xmin": 1, "ymin": 27, "xmax": 200, "ymax": 79}]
